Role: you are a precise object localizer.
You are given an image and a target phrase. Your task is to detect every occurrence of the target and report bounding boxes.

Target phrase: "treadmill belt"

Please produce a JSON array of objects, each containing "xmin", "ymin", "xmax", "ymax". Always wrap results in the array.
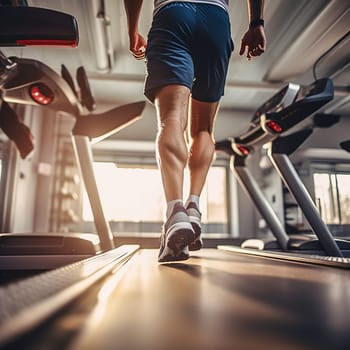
[
  {"xmin": 218, "ymin": 245, "xmax": 350, "ymax": 269},
  {"xmin": 2, "ymin": 248, "xmax": 350, "ymax": 350},
  {"xmin": 67, "ymin": 249, "xmax": 350, "ymax": 350}
]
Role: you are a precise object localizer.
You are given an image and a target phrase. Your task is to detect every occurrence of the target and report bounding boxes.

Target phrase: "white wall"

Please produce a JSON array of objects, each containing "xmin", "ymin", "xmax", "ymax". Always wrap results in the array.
[{"xmin": 12, "ymin": 106, "xmax": 44, "ymax": 232}]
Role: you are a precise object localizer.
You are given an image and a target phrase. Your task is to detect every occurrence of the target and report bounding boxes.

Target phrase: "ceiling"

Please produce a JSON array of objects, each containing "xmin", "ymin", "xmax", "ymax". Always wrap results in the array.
[{"xmin": 2, "ymin": 0, "xmax": 350, "ymax": 142}]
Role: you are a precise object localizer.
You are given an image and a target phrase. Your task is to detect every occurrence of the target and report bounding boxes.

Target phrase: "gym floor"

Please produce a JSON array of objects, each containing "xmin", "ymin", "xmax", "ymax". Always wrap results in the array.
[{"xmin": 3, "ymin": 248, "xmax": 350, "ymax": 350}]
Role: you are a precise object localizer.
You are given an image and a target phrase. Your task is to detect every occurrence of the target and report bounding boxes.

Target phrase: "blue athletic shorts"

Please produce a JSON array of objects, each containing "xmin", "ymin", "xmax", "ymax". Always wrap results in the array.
[{"xmin": 144, "ymin": 2, "xmax": 234, "ymax": 103}]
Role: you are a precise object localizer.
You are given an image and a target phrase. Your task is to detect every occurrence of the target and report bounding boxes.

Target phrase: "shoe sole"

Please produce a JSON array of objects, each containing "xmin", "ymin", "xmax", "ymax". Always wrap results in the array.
[{"xmin": 158, "ymin": 225, "xmax": 194, "ymax": 263}]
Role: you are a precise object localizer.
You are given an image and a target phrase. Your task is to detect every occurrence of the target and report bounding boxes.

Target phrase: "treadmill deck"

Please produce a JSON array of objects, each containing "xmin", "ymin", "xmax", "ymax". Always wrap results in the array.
[{"xmin": 6, "ymin": 248, "xmax": 348, "ymax": 350}]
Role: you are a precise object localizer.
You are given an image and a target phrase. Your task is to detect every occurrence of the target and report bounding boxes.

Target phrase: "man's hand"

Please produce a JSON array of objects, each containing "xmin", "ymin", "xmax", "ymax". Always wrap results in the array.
[
  {"xmin": 129, "ymin": 32, "xmax": 147, "ymax": 60},
  {"xmin": 239, "ymin": 25, "xmax": 266, "ymax": 60},
  {"xmin": 124, "ymin": 0, "xmax": 146, "ymax": 60}
]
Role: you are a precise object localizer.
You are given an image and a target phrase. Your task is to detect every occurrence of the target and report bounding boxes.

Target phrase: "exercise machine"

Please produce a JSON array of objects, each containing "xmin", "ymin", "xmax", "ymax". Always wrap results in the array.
[
  {"xmin": 0, "ymin": 5, "xmax": 145, "ymax": 346},
  {"xmin": 0, "ymin": 5, "xmax": 145, "ymax": 269},
  {"xmin": 216, "ymin": 78, "xmax": 350, "ymax": 266}
]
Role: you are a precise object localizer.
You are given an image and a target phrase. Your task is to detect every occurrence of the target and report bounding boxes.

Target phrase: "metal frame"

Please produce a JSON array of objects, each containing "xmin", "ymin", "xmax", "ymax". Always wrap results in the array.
[
  {"xmin": 231, "ymin": 156, "xmax": 289, "ymax": 250},
  {"xmin": 71, "ymin": 135, "xmax": 115, "ymax": 251},
  {"xmin": 268, "ymin": 149, "xmax": 343, "ymax": 257}
]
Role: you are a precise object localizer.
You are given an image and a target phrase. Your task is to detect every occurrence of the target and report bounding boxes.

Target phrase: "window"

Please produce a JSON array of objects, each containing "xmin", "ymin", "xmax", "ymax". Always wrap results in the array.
[
  {"xmin": 82, "ymin": 162, "xmax": 229, "ymax": 234},
  {"xmin": 313, "ymin": 173, "xmax": 350, "ymax": 225},
  {"xmin": 82, "ymin": 163, "xmax": 164, "ymax": 222}
]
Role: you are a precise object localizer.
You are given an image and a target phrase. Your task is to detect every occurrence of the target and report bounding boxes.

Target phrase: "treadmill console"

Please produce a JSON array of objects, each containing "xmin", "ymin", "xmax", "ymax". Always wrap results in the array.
[
  {"xmin": 237, "ymin": 83, "xmax": 301, "ymax": 146},
  {"xmin": 263, "ymin": 78, "xmax": 334, "ymax": 133},
  {"xmin": 294, "ymin": 78, "xmax": 331, "ymax": 102},
  {"xmin": 217, "ymin": 78, "xmax": 334, "ymax": 155},
  {"xmin": 253, "ymin": 83, "xmax": 300, "ymax": 122}
]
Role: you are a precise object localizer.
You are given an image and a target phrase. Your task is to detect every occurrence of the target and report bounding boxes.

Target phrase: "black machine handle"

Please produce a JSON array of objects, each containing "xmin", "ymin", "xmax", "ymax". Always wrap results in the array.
[
  {"xmin": 271, "ymin": 128, "xmax": 313, "ymax": 155},
  {"xmin": 215, "ymin": 139, "xmax": 234, "ymax": 155}
]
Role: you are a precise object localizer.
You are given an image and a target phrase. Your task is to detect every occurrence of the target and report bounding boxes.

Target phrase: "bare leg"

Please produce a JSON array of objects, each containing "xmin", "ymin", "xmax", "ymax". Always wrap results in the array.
[
  {"xmin": 188, "ymin": 98, "xmax": 220, "ymax": 196},
  {"xmin": 184, "ymin": 98, "xmax": 220, "ymax": 251},
  {"xmin": 154, "ymin": 85, "xmax": 191, "ymax": 202},
  {"xmin": 155, "ymin": 85, "xmax": 194, "ymax": 263}
]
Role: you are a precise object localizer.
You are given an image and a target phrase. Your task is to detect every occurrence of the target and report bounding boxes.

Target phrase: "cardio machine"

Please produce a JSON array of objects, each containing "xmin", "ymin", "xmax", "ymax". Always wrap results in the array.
[
  {"xmin": 216, "ymin": 78, "xmax": 350, "ymax": 267},
  {"xmin": 0, "ymin": 5, "xmax": 145, "ymax": 269},
  {"xmin": 0, "ymin": 5, "xmax": 144, "ymax": 346}
]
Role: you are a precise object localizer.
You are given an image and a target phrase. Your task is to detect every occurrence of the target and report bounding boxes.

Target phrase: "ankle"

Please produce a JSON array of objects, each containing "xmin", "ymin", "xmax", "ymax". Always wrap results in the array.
[
  {"xmin": 185, "ymin": 195, "xmax": 200, "ymax": 210},
  {"xmin": 166, "ymin": 199, "xmax": 183, "ymax": 219}
]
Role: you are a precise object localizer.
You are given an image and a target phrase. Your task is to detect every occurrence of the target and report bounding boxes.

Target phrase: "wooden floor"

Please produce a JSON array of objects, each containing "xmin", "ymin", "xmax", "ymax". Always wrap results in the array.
[{"xmin": 4, "ymin": 248, "xmax": 350, "ymax": 350}]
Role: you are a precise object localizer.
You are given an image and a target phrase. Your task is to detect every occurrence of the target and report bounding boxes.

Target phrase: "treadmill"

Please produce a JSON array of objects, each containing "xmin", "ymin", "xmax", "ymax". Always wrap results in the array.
[
  {"xmin": 0, "ymin": 7, "xmax": 144, "ymax": 347},
  {"xmin": 216, "ymin": 78, "xmax": 350, "ymax": 267},
  {"xmin": 0, "ymin": 6, "xmax": 145, "ymax": 269}
]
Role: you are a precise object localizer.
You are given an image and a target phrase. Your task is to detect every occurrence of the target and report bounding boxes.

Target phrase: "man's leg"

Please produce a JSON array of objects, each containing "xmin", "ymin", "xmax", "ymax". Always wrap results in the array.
[
  {"xmin": 154, "ymin": 85, "xmax": 190, "ymax": 203},
  {"xmin": 154, "ymin": 84, "xmax": 194, "ymax": 262},
  {"xmin": 188, "ymin": 98, "xmax": 219, "ymax": 195},
  {"xmin": 186, "ymin": 98, "xmax": 220, "ymax": 250}
]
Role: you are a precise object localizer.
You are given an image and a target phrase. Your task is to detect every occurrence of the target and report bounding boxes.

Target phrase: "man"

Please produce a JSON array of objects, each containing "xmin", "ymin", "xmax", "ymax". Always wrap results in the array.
[{"xmin": 124, "ymin": 0, "xmax": 266, "ymax": 262}]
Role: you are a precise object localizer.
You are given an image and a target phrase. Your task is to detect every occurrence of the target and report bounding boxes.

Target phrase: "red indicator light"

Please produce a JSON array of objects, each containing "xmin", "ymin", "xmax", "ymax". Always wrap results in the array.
[
  {"xmin": 266, "ymin": 120, "xmax": 283, "ymax": 133},
  {"xmin": 30, "ymin": 84, "xmax": 54, "ymax": 105},
  {"xmin": 16, "ymin": 39, "xmax": 78, "ymax": 47},
  {"xmin": 237, "ymin": 145, "xmax": 250, "ymax": 156}
]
